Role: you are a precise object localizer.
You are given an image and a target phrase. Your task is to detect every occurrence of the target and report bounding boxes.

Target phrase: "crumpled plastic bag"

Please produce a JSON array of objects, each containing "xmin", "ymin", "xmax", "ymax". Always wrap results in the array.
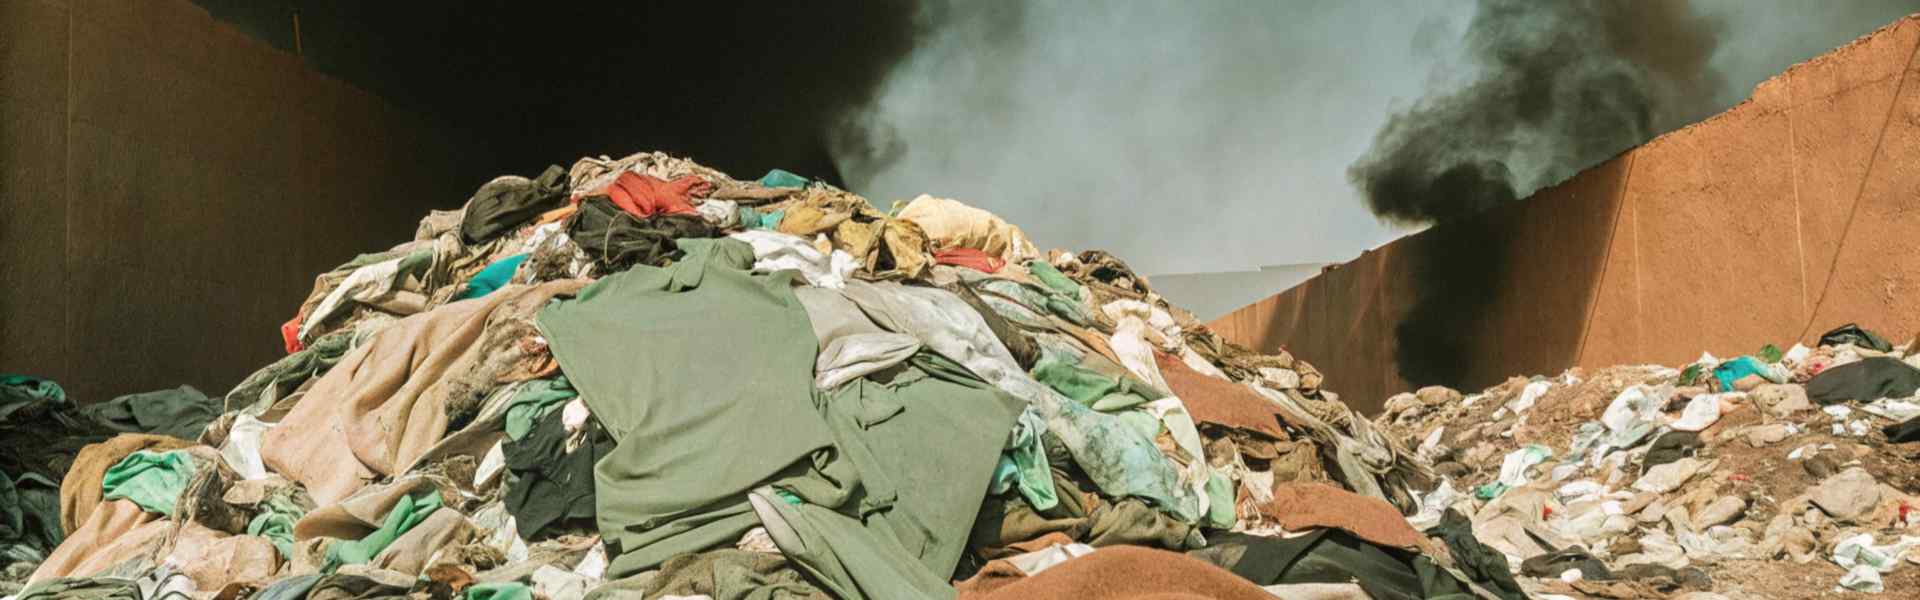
[{"xmin": 1602, "ymin": 385, "xmax": 1671, "ymax": 449}]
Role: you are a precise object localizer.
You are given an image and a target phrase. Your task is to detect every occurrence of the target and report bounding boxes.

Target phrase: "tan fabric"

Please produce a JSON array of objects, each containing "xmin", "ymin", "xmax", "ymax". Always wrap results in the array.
[
  {"xmin": 371, "ymin": 507, "xmax": 476, "ymax": 576},
  {"xmin": 166, "ymin": 528, "xmax": 282, "ymax": 590},
  {"xmin": 60, "ymin": 433, "xmax": 196, "ymax": 534},
  {"xmin": 262, "ymin": 280, "xmax": 585, "ymax": 505},
  {"xmin": 293, "ymin": 477, "xmax": 446, "ymax": 542},
  {"xmin": 31, "ymin": 499, "xmax": 165, "ymax": 582},
  {"xmin": 1263, "ymin": 482, "xmax": 1423, "ymax": 548},
  {"xmin": 896, "ymin": 195, "xmax": 1041, "ymax": 263}
]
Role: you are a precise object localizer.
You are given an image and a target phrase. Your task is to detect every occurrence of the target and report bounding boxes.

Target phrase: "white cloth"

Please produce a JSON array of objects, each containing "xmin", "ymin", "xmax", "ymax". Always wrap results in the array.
[
  {"xmin": 814, "ymin": 333, "xmax": 922, "ymax": 390},
  {"xmin": 219, "ymin": 414, "xmax": 275, "ymax": 480},
  {"xmin": 729, "ymin": 230, "xmax": 857, "ymax": 289}
]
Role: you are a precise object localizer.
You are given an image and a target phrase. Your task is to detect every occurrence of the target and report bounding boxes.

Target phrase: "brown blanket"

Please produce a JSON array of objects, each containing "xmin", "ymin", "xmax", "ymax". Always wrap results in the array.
[
  {"xmin": 59, "ymin": 433, "xmax": 195, "ymax": 534},
  {"xmin": 262, "ymin": 280, "xmax": 584, "ymax": 505},
  {"xmin": 1263, "ymin": 482, "xmax": 1423, "ymax": 548},
  {"xmin": 957, "ymin": 546, "xmax": 1273, "ymax": 600},
  {"xmin": 1155, "ymin": 353, "xmax": 1289, "ymax": 440}
]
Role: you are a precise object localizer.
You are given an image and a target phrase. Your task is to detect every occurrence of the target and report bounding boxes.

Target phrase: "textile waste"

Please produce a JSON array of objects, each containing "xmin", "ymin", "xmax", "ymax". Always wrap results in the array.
[{"xmin": 3, "ymin": 150, "xmax": 1513, "ymax": 600}]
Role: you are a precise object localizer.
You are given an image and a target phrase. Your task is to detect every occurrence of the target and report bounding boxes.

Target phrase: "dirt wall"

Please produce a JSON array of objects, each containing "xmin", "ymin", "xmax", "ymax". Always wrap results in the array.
[
  {"xmin": 1, "ymin": 0, "xmax": 465, "ymax": 402},
  {"xmin": 1211, "ymin": 16, "xmax": 1920, "ymax": 414}
]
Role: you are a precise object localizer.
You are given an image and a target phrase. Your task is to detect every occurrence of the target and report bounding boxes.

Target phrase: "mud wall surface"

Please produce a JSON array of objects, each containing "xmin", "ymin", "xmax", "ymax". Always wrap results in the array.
[
  {"xmin": 1, "ymin": 0, "xmax": 465, "ymax": 402},
  {"xmin": 1211, "ymin": 17, "xmax": 1920, "ymax": 415}
]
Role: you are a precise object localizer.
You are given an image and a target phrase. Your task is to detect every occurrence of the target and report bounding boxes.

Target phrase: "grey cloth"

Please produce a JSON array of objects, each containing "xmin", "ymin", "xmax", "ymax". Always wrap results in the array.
[{"xmin": 829, "ymin": 281, "xmax": 1194, "ymax": 520}]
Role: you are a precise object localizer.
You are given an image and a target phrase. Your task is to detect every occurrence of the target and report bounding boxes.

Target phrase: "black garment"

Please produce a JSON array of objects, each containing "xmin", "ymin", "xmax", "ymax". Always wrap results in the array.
[
  {"xmin": 1195, "ymin": 530, "xmax": 1477, "ymax": 600},
  {"xmin": 1807, "ymin": 357, "xmax": 1920, "ymax": 405},
  {"xmin": 1885, "ymin": 416, "xmax": 1920, "ymax": 443},
  {"xmin": 460, "ymin": 165, "xmax": 568, "ymax": 244},
  {"xmin": 1521, "ymin": 548, "xmax": 1612, "ymax": 580},
  {"xmin": 503, "ymin": 407, "xmax": 614, "ymax": 540},
  {"xmin": 78, "ymin": 385, "xmax": 219, "ymax": 442},
  {"xmin": 1429, "ymin": 509, "xmax": 1527, "ymax": 600},
  {"xmin": 307, "ymin": 574, "xmax": 412, "ymax": 600},
  {"xmin": 1820, "ymin": 323, "xmax": 1893, "ymax": 352},
  {"xmin": 1643, "ymin": 431, "xmax": 1702, "ymax": 472},
  {"xmin": 1613, "ymin": 564, "xmax": 1712, "ymax": 590},
  {"xmin": 566, "ymin": 196, "xmax": 719, "ymax": 273}
]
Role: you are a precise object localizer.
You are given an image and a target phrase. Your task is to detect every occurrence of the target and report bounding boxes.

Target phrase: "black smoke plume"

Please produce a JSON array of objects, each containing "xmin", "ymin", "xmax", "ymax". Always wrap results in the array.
[{"xmin": 1351, "ymin": 0, "xmax": 1726, "ymax": 388}]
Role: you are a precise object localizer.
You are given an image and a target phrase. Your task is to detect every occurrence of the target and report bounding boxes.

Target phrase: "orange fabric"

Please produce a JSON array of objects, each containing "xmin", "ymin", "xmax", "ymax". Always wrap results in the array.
[
  {"xmin": 957, "ymin": 546, "xmax": 1273, "ymax": 600},
  {"xmin": 281, "ymin": 315, "xmax": 304, "ymax": 354},
  {"xmin": 935, "ymin": 247, "xmax": 1006, "ymax": 273},
  {"xmin": 1263, "ymin": 482, "xmax": 1423, "ymax": 548},
  {"xmin": 1153, "ymin": 353, "xmax": 1288, "ymax": 440},
  {"xmin": 535, "ymin": 204, "xmax": 578, "ymax": 226},
  {"xmin": 591, "ymin": 172, "xmax": 708, "ymax": 219}
]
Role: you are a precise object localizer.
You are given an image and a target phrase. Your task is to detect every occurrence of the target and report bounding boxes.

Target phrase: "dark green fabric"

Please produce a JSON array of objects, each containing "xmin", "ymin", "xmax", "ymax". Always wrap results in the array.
[
  {"xmin": 0, "ymin": 375, "xmax": 65, "ymax": 421},
  {"xmin": 461, "ymin": 165, "xmax": 568, "ymax": 244},
  {"xmin": 101, "ymin": 450, "xmax": 195, "ymax": 517},
  {"xmin": 759, "ymin": 169, "xmax": 810, "ymax": 189},
  {"xmin": 0, "ymin": 470, "xmax": 62, "ymax": 565},
  {"xmin": 322, "ymin": 492, "xmax": 444, "ymax": 573},
  {"xmin": 457, "ymin": 254, "xmax": 529, "ymax": 301},
  {"xmin": 538, "ymin": 237, "xmax": 833, "ymax": 578},
  {"xmin": 223, "ymin": 328, "xmax": 357, "ymax": 415},
  {"xmin": 1198, "ymin": 530, "xmax": 1476, "ymax": 600},
  {"xmin": 756, "ymin": 354, "xmax": 1020, "ymax": 600},
  {"xmin": 80, "ymin": 385, "xmax": 219, "ymax": 441},
  {"xmin": 13, "ymin": 577, "xmax": 138, "ymax": 600},
  {"xmin": 1820, "ymin": 323, "xmax": 1893, "ymax": 352},
  {"xmin": 567, "ymin": 197, "xmax": 719, "ymax": 273},
  {"xmin": 640, "ymin": 549, "xmax": 831, "ymax": 600},
  {"xmin": 503, "ymin": 376, "xmax": 578, "ymax": 442},
  {"xmin": 1428, "ymin": 509, "xmax": 1527, "ymax": 600}
]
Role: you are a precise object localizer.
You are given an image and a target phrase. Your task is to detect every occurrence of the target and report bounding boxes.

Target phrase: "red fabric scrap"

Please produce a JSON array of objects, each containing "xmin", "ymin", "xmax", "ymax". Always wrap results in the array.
[
  {"xmin": 280, "ymin": 315, "xmax": 303, "ymax": 354},
  {"xmin": 589, "ymin": 172, "xmax": 709, "ymax": 219},
  {"xmin": 934, "ymin": 247, "xmax": 1006, "ymax": 273}
]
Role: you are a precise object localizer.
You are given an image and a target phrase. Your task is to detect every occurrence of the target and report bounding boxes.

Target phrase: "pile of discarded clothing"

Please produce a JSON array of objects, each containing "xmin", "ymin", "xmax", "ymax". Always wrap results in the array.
[
  {"xmin": 3, "ymin": 151, "xmax": 1511, "ymax": 600},
  {"xmin": 1378, "ymin": 323, "xmax": 1920, "ymax": 599}
]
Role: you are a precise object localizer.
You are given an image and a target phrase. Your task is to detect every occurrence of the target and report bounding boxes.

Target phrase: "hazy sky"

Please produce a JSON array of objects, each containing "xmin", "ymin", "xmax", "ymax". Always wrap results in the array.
[{"xmin": 832, "ymin": 0, "xmax": 1920, "ymax": 276}]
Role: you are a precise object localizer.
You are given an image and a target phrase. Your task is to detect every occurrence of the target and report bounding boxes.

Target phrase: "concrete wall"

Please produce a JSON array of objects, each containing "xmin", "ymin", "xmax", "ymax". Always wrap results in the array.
[
  {"xmin": 1211, "ymin": 16, "xmax": 1920, "ymax": 415},
  {"xmin": 1, "ymin": 0, "xmax": 464, "ymax": 402}
]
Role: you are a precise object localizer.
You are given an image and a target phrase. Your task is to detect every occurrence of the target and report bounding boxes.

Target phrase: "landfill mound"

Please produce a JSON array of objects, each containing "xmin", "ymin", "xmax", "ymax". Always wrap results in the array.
[
  {"xmin": 1378, "ymin": 325, "xmax": 1920, "ymax": 598},
  {"xmin": 0, "ymin": 151, "xmax": 1526, "ymax": 599}
]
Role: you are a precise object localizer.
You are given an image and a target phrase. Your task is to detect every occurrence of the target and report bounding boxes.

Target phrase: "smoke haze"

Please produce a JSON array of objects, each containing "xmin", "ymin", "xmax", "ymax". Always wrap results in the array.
[{"xmin": 833, "ymin": 0, "xmax": 1920, "ymax": 277}]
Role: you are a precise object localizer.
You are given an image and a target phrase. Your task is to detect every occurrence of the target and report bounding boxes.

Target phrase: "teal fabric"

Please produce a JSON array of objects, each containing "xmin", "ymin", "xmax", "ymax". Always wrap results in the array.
[
  {"xmin": 976, "ymin": 278, "xmax": 1090, "ymax": 326},
  {"xmin": 100, "ymin": 450, "xmax": 195, "ymax": 517},
  {"xmin": 538, "ymin": 237, "xmax": 834, "ymax": 579},
  {"xmin": 457, "ymin": 254, "xmax": 529, "ymax": 301},
  {"xmin": 246, "ymin": 490, "xmax": 310, "ymax": 559},
  {"xmin": 997, "ymin": 407, "xmax": 1057, "ymax": 511},
  {"xmin": 1025, "ymin": 260, "xmax": 1083, "ymax": 299},
  {"xmin": 1714, "ymin": 356, "xmax": 1780, "ymax": 390},
  {"xmin": 465, "ymin": 582, "xmax": 534, "ymax": 600},
  {"xmin": 322, "ymin": 492, "xmax": 443, "ymax": 573},
  {"xmin": 502, "ymin": 376, "xmax": 578, "ymax": 442},
  {"xmin": 1031, "ymin": 350, "xmax": 1156, "ymax": 412},
  {"xmin": 758, "ymin": 354, "xmax": 1020, "ymax": 600},
  {"xmin": 738, "ymin": 207, "xmax": 786, "ymax": 231},
  {"xmin": 758, "ymin": 169, "xmax": 810, "ymax": 189}
]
